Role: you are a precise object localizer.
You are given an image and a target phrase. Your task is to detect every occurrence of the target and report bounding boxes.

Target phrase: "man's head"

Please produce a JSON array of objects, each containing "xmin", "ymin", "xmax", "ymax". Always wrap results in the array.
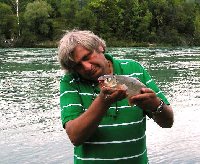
[{"xmin": 58, "ymin": 30, "xmax": 106, "ymax": 72}]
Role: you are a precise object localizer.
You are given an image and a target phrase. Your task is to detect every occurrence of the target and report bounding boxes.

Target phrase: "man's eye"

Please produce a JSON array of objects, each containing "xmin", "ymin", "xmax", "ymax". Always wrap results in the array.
[
  {"xmin": 83, "ymin": 56, "xmax": 89, "ymax": 61},
  {"xmin": 83, "ymin": 52, "xmax": 92, "ymax": 61}
]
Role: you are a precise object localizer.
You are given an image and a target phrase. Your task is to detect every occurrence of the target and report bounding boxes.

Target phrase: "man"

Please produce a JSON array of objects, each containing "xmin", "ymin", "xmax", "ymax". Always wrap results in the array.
[{"xmin": 58, "ymin": 30, "xmax": 174, "ymax": 164}]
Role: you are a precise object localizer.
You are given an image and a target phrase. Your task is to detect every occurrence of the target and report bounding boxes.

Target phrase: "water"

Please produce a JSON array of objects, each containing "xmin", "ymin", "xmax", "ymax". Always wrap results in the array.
[{"xmin": 1, "ymin": 47, "xmax": 200, "ymax": 163}]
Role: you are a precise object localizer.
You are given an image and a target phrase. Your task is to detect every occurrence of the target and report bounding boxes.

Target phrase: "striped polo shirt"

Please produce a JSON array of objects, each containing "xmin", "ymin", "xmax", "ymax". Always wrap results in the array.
[{"xmin": 60, "ymin": 54, "xmax": 169, "ymax": 164}]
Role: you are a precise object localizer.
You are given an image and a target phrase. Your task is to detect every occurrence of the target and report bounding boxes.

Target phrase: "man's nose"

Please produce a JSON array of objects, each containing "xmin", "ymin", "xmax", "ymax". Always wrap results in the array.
[{"xmin": 81, "ymin": 61, "xmax": 91, "ymax": 71}]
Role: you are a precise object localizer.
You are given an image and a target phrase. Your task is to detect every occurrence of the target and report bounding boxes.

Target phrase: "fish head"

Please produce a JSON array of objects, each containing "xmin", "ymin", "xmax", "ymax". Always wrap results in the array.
[{"xmin": 98, "ymin": 75, "xmax": 118, "ymax": 88}]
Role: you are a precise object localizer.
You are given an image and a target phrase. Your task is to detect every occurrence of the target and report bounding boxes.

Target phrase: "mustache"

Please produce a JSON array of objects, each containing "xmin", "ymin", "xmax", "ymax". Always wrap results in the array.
[{"xmin": 85, "ymin": 65, "xmax": 96, "ymax": 76}]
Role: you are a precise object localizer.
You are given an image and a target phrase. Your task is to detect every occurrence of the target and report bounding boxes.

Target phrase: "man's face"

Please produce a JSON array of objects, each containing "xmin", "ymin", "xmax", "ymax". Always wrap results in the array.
[{"xmin": 72, "ymin": 45, "xmax": 108, "ymax": 81}]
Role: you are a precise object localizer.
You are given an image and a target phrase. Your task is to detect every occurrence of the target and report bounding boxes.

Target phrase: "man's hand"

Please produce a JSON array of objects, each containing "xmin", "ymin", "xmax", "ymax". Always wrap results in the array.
[
  {"xmin": 99, "ymin": 85, "xmax": 128, "ymax": 104},
  {"xmin": 128, "ymin": 88, "xmax": 160, "ymax": 112},
  {"xmin": 129, "ymin": 88, "xmax": 174, "ymax": 128}
]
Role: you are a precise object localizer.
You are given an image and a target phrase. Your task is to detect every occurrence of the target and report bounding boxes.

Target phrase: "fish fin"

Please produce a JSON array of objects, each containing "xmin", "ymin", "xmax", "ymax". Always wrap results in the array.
[{"xmin": 120, "ymin": 84, "xmax": 128, "ymax": 90}]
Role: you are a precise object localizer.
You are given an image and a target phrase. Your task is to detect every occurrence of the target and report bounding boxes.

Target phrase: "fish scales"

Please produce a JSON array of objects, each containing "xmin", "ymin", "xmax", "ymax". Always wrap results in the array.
[{"xmin": 98, "ymin": 75, "xmax": 146, "ymax": 97}]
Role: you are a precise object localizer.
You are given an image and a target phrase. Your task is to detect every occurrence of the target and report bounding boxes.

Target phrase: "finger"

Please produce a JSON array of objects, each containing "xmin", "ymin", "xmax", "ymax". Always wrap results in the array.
[
  {"xmin": 101, "ymin": 86, "xmax": 116, "ymax": 94},
  {"xmin": 128, "ymin": 98, "xmax": 137, "ymax": 106},
  {"xmin": 140, "ymin": 87, "xmax": 154, "ymax": 94},
  {"xmin": 129, "ymin": 92, "xmax": 155, "ymax": 102},
  {"xmin": 110, "ymin": 89, "xmax": 127, "ymax": 101}
]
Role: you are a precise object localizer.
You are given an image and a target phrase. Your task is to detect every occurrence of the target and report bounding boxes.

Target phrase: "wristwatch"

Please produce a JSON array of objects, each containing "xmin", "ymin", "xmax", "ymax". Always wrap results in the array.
[{"xmin": 152, "ymin": 99, "xmax": 165, "ymax": 114}]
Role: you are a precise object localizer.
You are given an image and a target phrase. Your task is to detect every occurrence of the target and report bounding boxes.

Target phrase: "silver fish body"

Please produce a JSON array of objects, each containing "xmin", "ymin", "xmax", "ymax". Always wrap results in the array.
[{"xmin": 98, "ymin": 75, "xmax": 146, "ymax": 97}]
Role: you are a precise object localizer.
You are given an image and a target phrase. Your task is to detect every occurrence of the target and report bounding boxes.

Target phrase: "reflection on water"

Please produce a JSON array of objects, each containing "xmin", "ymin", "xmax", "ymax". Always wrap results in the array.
[
  {"xmin": 1, "ymin": 47, "xmax": 200, "ymax": 163},
  {"xmin": 0, "ymin": 48, "xmax": 72, "ymax": 164}
]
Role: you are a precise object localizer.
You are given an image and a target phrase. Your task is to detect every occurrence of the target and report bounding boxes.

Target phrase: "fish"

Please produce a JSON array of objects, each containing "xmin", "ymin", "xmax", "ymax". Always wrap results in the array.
[{"xmin": 98, "ymin": 75, "xmax": 146, "ymax": 98}]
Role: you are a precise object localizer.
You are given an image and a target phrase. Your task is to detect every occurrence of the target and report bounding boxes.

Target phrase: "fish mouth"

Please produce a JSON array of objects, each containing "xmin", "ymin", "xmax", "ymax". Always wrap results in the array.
[
  {"xmin": 98, "ymin": 75, "xmax": 114, "ymax": 81},
  {"xmin": 98, "ymin": 75, "xmax": 117, "ymax": 87},
  {"xmin": 98, "ymin": 75, "xmax": 115, "ymax": 81}
]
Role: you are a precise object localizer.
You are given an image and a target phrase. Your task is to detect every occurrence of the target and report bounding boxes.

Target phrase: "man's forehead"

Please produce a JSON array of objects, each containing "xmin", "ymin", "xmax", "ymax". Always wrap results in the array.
[
  {"xmin": 74, "ymin": 45, "xmax": 90, "ymax": 53},
  {"xmin": 73, "ymin": 46, "xmax": 92, "ymax": 62}
]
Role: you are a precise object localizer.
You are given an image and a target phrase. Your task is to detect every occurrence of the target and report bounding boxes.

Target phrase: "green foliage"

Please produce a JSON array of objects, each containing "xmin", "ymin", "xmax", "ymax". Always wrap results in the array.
[
  {"xmin": 46, "ymin": 0, "xmax": 61, "ymax": 17},
  {"xmin": 74, "ymin": 8, "xmax": 97, "ymax": 31},
  {"xmin": 0, "ymin": 2, "xmax": 16, "ymax": 40},
  {"xmin": 89, "ymin": 0, "xmax": 122, "ymax": 39},
  {"xmin": 194, "ymin": 10, "xmax": 200, "ymax": 44},
  {"xmin": 23, "ymin": 0, "xmax": 53, "ymax": 40},
  {"xmin": 59, "ymin": 0, "xmax": 79, "ymax": 27},
  {"xmin": 1, "ymin": 0, "xmax": 200, "ymax": 47},
  {"xmin": 148, "ymin": 0, "xmax": 197, "ymax": 45},
  {"xmin": 121, "ymin": 0, "xmax": 152, "ymax": 41}
]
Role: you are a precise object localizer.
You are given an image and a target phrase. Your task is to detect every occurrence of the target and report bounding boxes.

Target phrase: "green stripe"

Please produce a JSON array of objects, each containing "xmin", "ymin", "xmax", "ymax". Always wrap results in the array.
[{"xmin": 75, "ymin": 138, "xmax": 146, "ymax": 161}]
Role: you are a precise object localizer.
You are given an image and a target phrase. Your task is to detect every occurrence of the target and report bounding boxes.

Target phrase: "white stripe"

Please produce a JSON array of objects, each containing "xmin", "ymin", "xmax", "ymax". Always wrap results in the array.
[
  {"xmin": 85, "ymin": 105, "xmax": 137, "ymax": 111},
  {"xmin": 99, "ymin": 117, "xmax": 145, "ymax": 127},
  {"xmin": 128, "ymin": 73, "xmax": 143, "ymax": 76},
  {"xmin": 61, "ymin": 104, "xmax": 83, "ymax": 111},
  {"xmin": 156, "ymin": 90, "xmax": 162, "ymax": 95},
  {"xmin": 146, "ymin": 79, "xmax": 153, "ymax": 84},
  {"xmin": 61, "ymin": 91, "xmax": 96, "ymax": 97},
  {"xmin": 84, "ymin": 134, "xmax": 145, "ymax": 144},
  {"xmin": 109, "ymin": 105, "xmax": 132, "ymax": 109},
  {"xmin": 115, "ymin": 74, "xmax": 142, "ymax": 77},
  {"xmin": 75, "ymin": 148, "xmax": 146, "ymax": 161},
  {"xmin": 60, "ymin": 90, "xmax": 78, "ymax": 97},
  {"xmin": 121, "ymin": 62, "xmax": 129, "ymax": 64},
  {"xmin": 80, "ymin": 92, "xmax": 93, "ymax": 96},
  {"xmin": 69, "ymin": 79, "xmax": 75, "ymax": 83},
  {"xmin": 120, "ymin": 59, "xmax": 132, "ymax": 63}
]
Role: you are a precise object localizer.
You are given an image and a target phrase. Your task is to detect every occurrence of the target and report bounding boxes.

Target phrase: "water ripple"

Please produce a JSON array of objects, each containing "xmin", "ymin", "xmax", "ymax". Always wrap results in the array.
[{"xmin": 1, "ymin": 47, "xmax": 200, "ymax": 163}]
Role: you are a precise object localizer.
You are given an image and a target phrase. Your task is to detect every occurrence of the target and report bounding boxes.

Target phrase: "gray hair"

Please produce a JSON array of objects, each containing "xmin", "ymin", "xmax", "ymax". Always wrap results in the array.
[{"xmin": 58, "ymin": 29, "xmax": 106, "ymax": 71}]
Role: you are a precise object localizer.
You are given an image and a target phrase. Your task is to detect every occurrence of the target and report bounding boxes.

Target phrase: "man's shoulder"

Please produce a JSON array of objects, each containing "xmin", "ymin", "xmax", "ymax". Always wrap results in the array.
[
  {"xmin": 105, "ymin": 53, "xmax": 141, "ymax": 66},
  {"xmin": 60, "ymin": 73, "xmax": 74, "ymax": 83},
  {"xmin": 115, "ymin": 58, "xmax": 142, "ymax": 68},
  {"xmin": 117, "ymin": 58, "xmax": 137, "ymax": 63}
]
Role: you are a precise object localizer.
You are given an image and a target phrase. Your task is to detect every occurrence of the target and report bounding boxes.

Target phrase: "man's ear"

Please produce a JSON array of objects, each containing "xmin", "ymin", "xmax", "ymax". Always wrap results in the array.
[{"xmin": 98, "ymin": 45, "xmax": 105, "ymax": 53}]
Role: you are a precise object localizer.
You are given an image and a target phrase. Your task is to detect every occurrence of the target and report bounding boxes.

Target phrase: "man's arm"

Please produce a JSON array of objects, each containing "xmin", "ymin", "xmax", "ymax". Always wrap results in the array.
[
  {"xmin": 129, "ymin": 88, "xmax": 174, "ymax": 128},
  {"xmin": 65, "ymin": 87, "xmax": 127, "ymax": 146},
  {"xmin": 152, "ymin": 104, "xmax": 174, "ymax": 128},
  {"xmin": 65, "ymin": 95, "xmax": 110, "ymax": 146}
]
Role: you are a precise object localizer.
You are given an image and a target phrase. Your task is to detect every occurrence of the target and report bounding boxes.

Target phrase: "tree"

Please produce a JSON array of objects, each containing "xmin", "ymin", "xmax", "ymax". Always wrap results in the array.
[
  {"xmin": 46, "ymin": 0, "xmax": 61, "ymax": 17},
  {"xmin": 194, "ymin": 7, "xmax": 200, "ymax": 44},
  {"xmin": 74, "ymin": 8, "xmax": 97, "ymax": 31},
  {"xmin": 0, "ymin": 2, "xmax": 16, "ymax": 40},
  {"xmin": 0, "ymin": 0, "xmax": 35, "ymax": 12},
  {"xmin": 89, "ymin": 0, "xmax": 121, "ymax": 39},
  {"xmin": 117, "ymin": 0, "xmax": 152, "ymax": 42},
  {"xmin": 23, "ymin": 0, "xmax": 53, "ymax": 39},
  {"xmin": 59, "ymin": 0, "xmax": 79, "ymax": 28}
]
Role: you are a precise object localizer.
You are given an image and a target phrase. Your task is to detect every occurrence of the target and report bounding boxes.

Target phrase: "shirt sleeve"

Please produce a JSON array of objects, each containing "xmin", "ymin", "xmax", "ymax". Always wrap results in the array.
[
  {"xmin": 141, "ymin": 65, "xmax": 170, "ymax": 105},
  {"xmin": 130, "ymin": 62, "xmax": 170, "ymax": 118},
  {"xmin": 60, "ymin": 75, "xmax": 84, "ymax": 128}
]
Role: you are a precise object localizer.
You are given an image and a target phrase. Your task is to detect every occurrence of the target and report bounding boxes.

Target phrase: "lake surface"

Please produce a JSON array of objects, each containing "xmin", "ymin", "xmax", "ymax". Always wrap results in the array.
[{"xmin": 1, "ymin": 47, "xmax": 200, "ymax": 164}]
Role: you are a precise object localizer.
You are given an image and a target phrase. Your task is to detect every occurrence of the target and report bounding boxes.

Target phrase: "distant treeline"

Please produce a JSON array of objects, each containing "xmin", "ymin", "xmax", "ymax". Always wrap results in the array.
[{"xmin": 1, "ymin": 0, "xmax": 200, "ymax": 47}]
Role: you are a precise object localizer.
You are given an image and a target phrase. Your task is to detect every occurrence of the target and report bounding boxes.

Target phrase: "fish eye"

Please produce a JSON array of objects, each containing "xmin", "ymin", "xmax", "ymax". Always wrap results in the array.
[{"xmin": 108, "ymin": 77, "xmax": 112, "ymax": 81}]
